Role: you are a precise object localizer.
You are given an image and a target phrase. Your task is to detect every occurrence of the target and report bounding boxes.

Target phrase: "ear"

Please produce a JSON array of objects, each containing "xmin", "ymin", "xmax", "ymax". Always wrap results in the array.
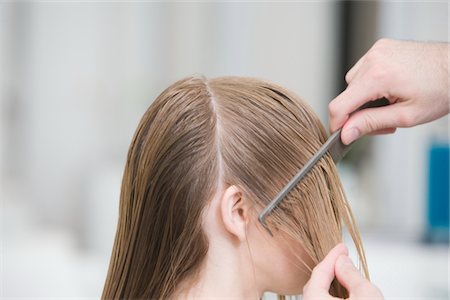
[{"xmin": 220, "ymin": 185, "xmax": 249, "ymax": 242}]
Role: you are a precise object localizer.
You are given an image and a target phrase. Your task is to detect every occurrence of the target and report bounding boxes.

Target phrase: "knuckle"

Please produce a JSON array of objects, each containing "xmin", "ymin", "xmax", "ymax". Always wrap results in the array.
[
  {"xmin": 367, "ymin": 38, "xmax": 391, "ymax": 64},
  {"xmin": 362, "ymin": 113, "xmax": 380, "ymax": 133},
  {"xmin": 345, "ymin": 71, "xmax": 352, "ymax": 84},
  {"xmin": 364, "ymin": 50, "xmax": 377, "ymax": 64},
  {"xmin": 328, "ymin": 101, "xmax": 340, "ymax": 118},
  {"xmin": 369, "ymin": 64, "xmax": 387, "ymax": 82},
  {"xmin": 373, "ymin": 38, "xmax": 393, "ymax": 53},
  {"xmin": 374, "ymin": 38, "xmax": 390, "ymax": 47}
]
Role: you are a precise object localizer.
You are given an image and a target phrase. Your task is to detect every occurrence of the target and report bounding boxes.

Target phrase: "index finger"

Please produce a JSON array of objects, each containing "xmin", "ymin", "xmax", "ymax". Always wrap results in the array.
[
  {"xmin": 328, "ymin": 80, "xmax": 380, "ymax": 133},
  {"xmin": 307, "ymin": 243, "xmax": 349, "ymax": 291}
]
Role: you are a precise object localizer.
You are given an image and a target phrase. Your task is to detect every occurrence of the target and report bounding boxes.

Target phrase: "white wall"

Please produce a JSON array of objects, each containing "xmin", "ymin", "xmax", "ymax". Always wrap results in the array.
[
  {"xmin": 2, "ymin": 2, "xmax": 341, "ymax": 297},
  {"xmin": 11, "ymin": 1, "xmax": 341, "ymax": 243},
  {"xmin": 3, "ymin": 1, "xmax": 448, "ymax": 298},
  {"xmin": 0, "ymin": 3, "xmax": 12, "ymax": 182}
]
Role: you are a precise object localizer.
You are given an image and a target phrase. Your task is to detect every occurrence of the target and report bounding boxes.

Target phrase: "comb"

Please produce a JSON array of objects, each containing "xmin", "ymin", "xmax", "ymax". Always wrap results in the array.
[{"xmin": 258, "ymin": 98, "xmax": 390, "ymax": 234}]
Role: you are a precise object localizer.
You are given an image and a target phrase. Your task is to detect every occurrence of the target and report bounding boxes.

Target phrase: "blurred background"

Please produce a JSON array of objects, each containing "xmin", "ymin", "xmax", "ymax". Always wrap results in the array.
[{"xmin": 0, "ymin": 1, "xmax": 448, "ymax": 299}]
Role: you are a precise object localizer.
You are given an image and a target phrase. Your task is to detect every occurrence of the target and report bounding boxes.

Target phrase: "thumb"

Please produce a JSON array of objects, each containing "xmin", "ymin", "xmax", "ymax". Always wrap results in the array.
[
  {"xmin": 334, "ymin": 255, "xmax": 368, "ymax": 292},
  {"xmin": 341, "ymin": 103, "xmax": 407, "ymax": 144}
]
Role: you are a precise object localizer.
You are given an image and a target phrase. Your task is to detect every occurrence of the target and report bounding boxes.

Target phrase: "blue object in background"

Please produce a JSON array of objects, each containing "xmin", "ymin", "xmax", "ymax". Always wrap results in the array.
[{"xmin": 426, "ymin": 142, "xmax": 449, "ymax": 243}]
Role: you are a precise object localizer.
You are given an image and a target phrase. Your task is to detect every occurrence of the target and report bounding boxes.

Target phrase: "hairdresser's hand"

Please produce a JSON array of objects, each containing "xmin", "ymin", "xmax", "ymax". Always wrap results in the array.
[
  {"xmin": 303, "ymin": 243, "xmax": 384, "ymax": 300},
  {"xmin": 329, "ymin": 39, "xmax": 450, "ymax": 145}
]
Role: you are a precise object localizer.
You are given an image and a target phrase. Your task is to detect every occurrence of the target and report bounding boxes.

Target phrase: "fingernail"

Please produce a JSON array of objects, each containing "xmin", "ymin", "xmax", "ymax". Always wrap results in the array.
[{"xmin": 346, "ymin": 127, "xmax": 361, "ymax": 144}]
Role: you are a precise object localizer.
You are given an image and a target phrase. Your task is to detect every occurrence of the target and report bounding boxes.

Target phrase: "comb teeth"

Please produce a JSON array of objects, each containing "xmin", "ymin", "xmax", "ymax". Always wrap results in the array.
[
  {"xmin": 258, "ymin": 129, "xmax": 345, "ymax": 230},
  {"xmin": 258, "ymin": 98, "xmax": 390, "ymax": 234}
]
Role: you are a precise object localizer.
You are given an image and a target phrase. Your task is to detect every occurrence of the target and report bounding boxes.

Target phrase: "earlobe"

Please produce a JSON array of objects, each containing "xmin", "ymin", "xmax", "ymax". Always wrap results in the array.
[{"xmin": 220, "ymin": 185, "xmax": 248, "ymax": 242}]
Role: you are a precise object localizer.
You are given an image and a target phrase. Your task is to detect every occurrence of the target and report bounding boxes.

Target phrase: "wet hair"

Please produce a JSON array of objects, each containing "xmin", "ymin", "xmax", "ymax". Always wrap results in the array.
[{"xmin": 101, "ymin": 76, "xmax": 369, "ymax": 299}]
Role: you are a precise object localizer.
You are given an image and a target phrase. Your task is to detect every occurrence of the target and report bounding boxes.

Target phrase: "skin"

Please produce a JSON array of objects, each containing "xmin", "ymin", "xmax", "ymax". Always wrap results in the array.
[
  {"xmin": 303, "ymin": 244, "xmax": 383, "ymax": 300},
  {"xmin": 174, "ymin": 185, "xmax": 314, "ymax": 298},
  {"xmin": 311, "ymin": 38, "xmax": 450, "ymax": 299},
  {"xmin": 329, "ymin": 39, "xmax": 449, "ymax": 145},
  {"xmin": 170, "ymin": 38, "xmax": 450, "ymax": 298}
]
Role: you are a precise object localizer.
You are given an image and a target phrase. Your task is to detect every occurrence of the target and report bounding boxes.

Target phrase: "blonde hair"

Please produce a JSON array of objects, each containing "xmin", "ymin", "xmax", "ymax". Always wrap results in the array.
[{"xmin": 101, "ymin": 76, "xmax": 368, "ymax": 299}]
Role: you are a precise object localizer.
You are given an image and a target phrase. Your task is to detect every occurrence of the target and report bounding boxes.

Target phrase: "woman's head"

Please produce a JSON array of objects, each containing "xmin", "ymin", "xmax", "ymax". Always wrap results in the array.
[{"xmin": 102, "ymin": 76, "xmax": 368, "ymax": 299}]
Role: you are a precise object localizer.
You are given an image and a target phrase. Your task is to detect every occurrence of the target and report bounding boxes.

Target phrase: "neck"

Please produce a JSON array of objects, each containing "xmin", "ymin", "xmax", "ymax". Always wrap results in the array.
[{"xmin": 176, "ymin": 239, "xmax": 262, "ymax": 299}]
